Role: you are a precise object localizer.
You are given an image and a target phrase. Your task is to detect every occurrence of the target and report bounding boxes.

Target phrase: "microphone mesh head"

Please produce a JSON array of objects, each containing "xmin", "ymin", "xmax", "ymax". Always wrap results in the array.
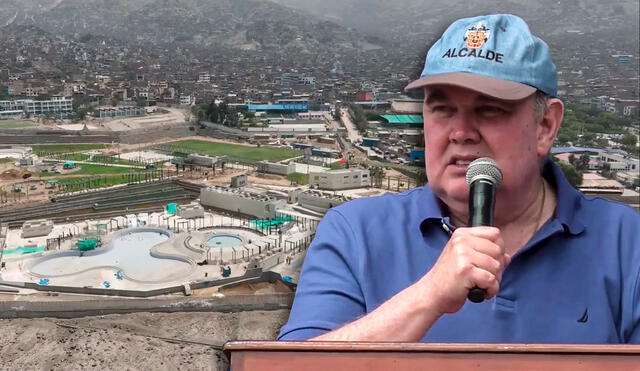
[{"xmin": 465, "ymin": 158, "xmax": 503, "ymax": 186}]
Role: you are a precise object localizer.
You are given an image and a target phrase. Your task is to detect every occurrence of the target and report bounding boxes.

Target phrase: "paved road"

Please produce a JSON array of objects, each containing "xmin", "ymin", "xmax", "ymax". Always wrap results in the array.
[{"xmin": 340, "ymin": 108, "xmax": 362, "ymax": 144}]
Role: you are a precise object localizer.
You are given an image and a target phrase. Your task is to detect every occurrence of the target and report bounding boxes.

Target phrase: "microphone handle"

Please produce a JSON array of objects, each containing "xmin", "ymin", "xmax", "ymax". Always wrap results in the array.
[{"xmin": 467, "ymin": 179, "xmax": 496, "ymax": 303}]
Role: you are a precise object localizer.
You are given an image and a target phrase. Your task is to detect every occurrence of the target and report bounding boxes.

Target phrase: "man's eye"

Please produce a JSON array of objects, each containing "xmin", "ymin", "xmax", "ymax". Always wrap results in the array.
[{"xmin": 430, "ymin": 105, "xmax": 451, "ymax": 113}]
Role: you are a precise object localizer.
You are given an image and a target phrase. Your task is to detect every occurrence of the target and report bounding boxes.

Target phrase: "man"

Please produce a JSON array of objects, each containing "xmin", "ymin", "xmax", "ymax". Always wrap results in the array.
[{"xmin": 278, "ymin": 14, "xmax": 639, "ymax": 343}]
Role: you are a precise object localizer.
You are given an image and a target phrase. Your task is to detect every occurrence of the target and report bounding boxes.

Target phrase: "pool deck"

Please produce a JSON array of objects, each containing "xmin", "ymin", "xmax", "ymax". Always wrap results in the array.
[{"xmin": 0, "ymin": 210, "xmax": 315, "ymax": 293}]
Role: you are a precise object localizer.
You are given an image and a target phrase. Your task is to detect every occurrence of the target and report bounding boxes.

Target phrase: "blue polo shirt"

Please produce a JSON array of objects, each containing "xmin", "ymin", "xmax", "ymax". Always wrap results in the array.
[{"xmin": 278, "ymin": 161, "xmax": 640, "ymax": 343}]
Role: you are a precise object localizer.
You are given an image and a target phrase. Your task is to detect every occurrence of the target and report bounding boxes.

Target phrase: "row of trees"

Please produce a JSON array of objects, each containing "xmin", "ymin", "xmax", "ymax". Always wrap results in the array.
[
  {"xmin": 195, "ymin": 101, "xmax": 241, "ymax": 127},
  {"xmin": 349, "ymin": 104, "xmax": 369, "ymax": 132},
  {"xmin": 556, "ymin": 103, "xmax": 638, "ymax": 155}
]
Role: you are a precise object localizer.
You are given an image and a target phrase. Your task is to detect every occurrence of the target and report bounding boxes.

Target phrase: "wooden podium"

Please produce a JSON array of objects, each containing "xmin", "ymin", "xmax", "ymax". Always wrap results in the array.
[{"xmin": 224, "ymin": 341, "xmax": 640, "ymax": 371}]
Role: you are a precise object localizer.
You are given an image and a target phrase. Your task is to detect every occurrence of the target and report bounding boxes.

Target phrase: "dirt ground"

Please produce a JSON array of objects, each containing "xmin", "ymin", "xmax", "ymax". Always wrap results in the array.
[
  {"xmin": 116, "ymin": 135, "xmax": 257, "ymax": 153},
  {"xmin": 0, "ymin": 309, "xmax": 290, "ymax": 370},
  {"xmin": 187, "ymin": 168, "xmax": 293, "ymax": 188}
]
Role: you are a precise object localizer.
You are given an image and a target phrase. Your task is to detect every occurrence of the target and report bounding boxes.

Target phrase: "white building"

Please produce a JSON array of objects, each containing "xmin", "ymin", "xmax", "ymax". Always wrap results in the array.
[
  {"xmin": 21, "ymin": 219, "xmax": 54, "ymax": 238},
  {"xmin": 0, "ymin": 146, "xmax": 32, "ymax": 159},
  {"xmin": 309, "ymin": 168, "xmax": 370, "ymax": 190},
  {"xmin": 177, "ymin": 203, "xmax": 205, "ymax": 219},
  {"xmin": 0, "ymin": 98, "xmax": 73, "ymax": 119},
  {"xmin": 200, "ymin": 186, "xmax": 285, "ymax": 219},
  {"xmin": 180, "ymin": 95, "xmax": 194, "ymax": 106},
  {"xmin": 0, "ymin": 110, "xmax": 23, "ymax": 120},
  {"xmin": 297, "ymin": 111, "xmax": 326, "ymax": 120},
  {"xmin": 289, "ymin": 190, "xmax": 350, "ymax": 215},
  {"xmin": 257, "ymin": 161, "xmax": 296, "ymax": 176},
  {"xmin": 246, "ymin": 124, "xmax": 327, "ymax": 133},
  {"xmin": 198, "ymin": 72, "xmax": 211, "ymax": 83},
  {"xmin": 599, "ymin": 152, "xmax": 639, "ymax": 171},
  {"xmin": 187, "ymin": 154, "xmax": 219, "ymax": 167}
]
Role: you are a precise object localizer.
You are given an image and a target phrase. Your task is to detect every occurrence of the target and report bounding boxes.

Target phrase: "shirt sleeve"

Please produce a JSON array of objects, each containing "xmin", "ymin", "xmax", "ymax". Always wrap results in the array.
[
  {"xmin": 278, "ymin": 209, "xmax": 365, "ymax": 340},
  {"xmin": 621, "ymin": 209, "xmax": 640, "ymax": 344},
  {"xmin": 628, "ymin": 266, "xmax": 640, "ymax": 344}
]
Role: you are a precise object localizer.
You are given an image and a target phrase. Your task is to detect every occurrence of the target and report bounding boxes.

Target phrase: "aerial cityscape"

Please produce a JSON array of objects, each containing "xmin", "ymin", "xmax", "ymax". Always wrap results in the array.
[{"xmin": 0, "ymin": 0, "xmax": 638, "ymax": 369}]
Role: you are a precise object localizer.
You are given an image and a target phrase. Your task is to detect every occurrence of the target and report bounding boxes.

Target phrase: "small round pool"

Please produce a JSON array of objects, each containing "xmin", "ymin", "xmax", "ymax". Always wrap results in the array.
[{"xmin": 207, "ymin": 234, "xmax": 244, "ymax": 248}]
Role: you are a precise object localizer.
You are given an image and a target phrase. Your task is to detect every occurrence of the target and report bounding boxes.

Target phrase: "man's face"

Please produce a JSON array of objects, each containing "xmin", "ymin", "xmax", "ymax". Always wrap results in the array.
[{"xmin": 423, "ymin": 85, "xmax": 544, "ymax": 209}]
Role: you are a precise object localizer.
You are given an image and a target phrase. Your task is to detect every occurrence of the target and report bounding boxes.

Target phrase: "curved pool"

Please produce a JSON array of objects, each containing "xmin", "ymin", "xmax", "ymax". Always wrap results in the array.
[
  {"xmin": 206, "ymin": 234, "xmax": 244, "ymax": 248},
  {"xmin": 29, "ymin": 229, "xmax": 194, "ymax": 282}
]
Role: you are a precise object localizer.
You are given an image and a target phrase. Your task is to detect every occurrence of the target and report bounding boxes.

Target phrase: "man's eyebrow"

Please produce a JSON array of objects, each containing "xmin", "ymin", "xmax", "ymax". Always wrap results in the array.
[
  {"xmin": 475, "ymin": 95, "xmax": 517, "ymax": 106},
  {"xmin": 425, "ymin": 89, "xmax": 448, "ymax": 105}
]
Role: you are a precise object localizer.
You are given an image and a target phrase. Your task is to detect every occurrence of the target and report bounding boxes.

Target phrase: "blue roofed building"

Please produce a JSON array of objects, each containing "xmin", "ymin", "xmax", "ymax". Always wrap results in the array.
[
  {"xmin": 247, "ymin": 103, "xmax": 308, "ymax": 114},
  {"xmin": 380, "ymin": 114, "xmax": 423, "ymax": 128}
]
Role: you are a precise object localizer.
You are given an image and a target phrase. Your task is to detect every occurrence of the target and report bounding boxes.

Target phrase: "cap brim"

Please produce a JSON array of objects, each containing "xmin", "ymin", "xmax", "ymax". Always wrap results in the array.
[{"xmin": 404, "ymin": 72, "xmax": 536, "ymax": 101}]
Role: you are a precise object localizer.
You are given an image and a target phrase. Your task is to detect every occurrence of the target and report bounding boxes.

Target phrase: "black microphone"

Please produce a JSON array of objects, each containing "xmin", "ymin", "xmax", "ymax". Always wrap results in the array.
[{"xmin": 465, "ymin": 158, "xmax": 503, "ymax": 303}]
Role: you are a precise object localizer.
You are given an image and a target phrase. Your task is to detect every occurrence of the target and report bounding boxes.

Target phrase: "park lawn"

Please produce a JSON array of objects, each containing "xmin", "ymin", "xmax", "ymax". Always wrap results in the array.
[
  {"xmin": 52, "ymin": 175, "xmax": 133, "ymax": 192},
  {"xmin": 0, "ymin": 121, "xmax": 37, "ymax": 129},
  {"xmin": 92, "ymin": 155, "xmax": 154, "ymax": 166},
  {"xmin": 163, "ymin": 140, "xmax": 301, "ymax": 161},
  {"xmin": 43, "ymin": 153, "xmax": 158, "ymax": 167},
  {"xmin": 0, "ymin": 157, "xmax": 15, "ymax": 164},
  {"xmin": 40, "ymin": 164, "xmax": 144, "ymax": 177},
  {"xmin": 47, "ymin": 153, "xmax": 91, "ymax": 161},
  {"xmin": 52, "ymin": 173, "xmax": 162, "ymax": 190},
  {"xmin": 33, "ymin": 144, "xmax": 107, "ymax": 153}
]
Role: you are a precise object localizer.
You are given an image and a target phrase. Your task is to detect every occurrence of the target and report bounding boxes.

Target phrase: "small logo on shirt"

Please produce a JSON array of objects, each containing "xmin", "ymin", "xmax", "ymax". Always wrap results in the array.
[{"xmin": 577, "ymin": 308, "xmax": 589, "ymax": 323}]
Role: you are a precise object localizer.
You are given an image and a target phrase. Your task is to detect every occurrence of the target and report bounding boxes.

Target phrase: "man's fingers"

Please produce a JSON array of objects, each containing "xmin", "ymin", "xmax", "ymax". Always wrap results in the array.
[
  {"xmin": 450, "ymin": 233, "xmax": 506, "ymax": 263},
  {"xmin": 468, "ymin": 267, "xmax": 500, "ymax": 299},
  {"xmin": 466, "ymin": 248, "xmax": 505, "ymax": 281},
  {"xmin": 457, "ymin": 226, "xmax": 501, "ymax": 242}
]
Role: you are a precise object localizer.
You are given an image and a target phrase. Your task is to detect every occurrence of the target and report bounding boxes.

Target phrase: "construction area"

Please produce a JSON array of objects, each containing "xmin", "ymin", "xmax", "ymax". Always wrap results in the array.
[{"xmin": 0, "ymin": 129, "xmax": 422, "ymax": 369}]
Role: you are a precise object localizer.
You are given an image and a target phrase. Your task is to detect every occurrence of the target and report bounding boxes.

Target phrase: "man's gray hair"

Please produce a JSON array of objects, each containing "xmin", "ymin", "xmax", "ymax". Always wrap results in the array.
[{"xmin": 534, "ymin": 91, "xmax": 550, "ymax": 121}]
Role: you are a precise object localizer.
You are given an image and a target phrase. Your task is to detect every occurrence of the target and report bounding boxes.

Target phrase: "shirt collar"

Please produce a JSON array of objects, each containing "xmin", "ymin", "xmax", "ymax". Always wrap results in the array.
[
  {"xmin": 544, "ymin": 159, "xmax": 586, "ymax": 235},
  {"xmin": 417, "ymin": 159, "xmax": 586, "ymax": 236},
  {"xmin": 417, "ymin": 186, "xmax": 447, "ymax": 235}
]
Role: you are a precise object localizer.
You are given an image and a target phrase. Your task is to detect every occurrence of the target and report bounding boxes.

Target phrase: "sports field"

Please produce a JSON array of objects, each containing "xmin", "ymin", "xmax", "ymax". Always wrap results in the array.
[
  {"xmin": 40, "ymin": 164, "xmax": 144, "ymax": 177},
  {"xmin": 44, "ymin": 153, "xmax": 153, "ymax": 166},
  {"xmin": 162, "ymin": 140, "xmax": 301, "ymax": 161},
  {"xmin": 33, "ymin": 144, "xmax": 107, "ymax": 153},
  {"xmin": 0, "ymin": 121, "xmax": 37, "ymax": 129}
]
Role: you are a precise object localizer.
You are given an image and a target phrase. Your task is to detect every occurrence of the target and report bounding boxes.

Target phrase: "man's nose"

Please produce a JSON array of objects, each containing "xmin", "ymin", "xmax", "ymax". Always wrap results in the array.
[{"xmin": 448, "ymin": 113, "xmax": 481, "ymax": 144}]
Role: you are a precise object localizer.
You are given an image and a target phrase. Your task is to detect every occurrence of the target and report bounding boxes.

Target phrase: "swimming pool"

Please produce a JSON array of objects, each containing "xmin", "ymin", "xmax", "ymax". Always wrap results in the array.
[
  {"xmin": 28, "ymin": 228, "xmax": 194, "ymax": 283},
  {"xmin": 206, "ymin": 234, "xmax": 244, "ymax": 248}
]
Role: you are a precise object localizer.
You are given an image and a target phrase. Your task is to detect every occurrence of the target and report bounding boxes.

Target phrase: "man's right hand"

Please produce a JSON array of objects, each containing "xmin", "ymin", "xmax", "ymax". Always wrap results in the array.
[
  {"xmin": 419, "ymin": 226, "xmax": 511, "ymax": 316},
  {"xmin": 311, "ymin": 226, "xmax": 511, "ymax": 342}
]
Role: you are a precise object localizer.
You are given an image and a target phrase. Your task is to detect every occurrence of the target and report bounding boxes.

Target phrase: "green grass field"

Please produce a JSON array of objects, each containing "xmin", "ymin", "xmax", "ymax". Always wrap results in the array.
[
  {"xmin": 0, "ymin": 157, "xmax": 15, "ymax": 164},
  {"xmin": 40, "ymin": 164, "xmax": 144, "ymax": 177},
  {"xmin": 162, "ymin": 140, "xmax": 301, "ymax": 161},
  {"xmin": 48, "ymin": 153, "xmax": 91, "ymax": 161},
  {"xmin": 43, "ymin": 153, "xmax": 153, "ymax": 167},
  {"xmin": 33, "ymin": 144, "xmax": 107, "ymax": 153},
  {"xmin": 0, "ymin": 121, "xmax": 37, "ymax": 129},
  {"xmin": 52, "ymin": 173, "xmax": 163, "ymax": 191}
]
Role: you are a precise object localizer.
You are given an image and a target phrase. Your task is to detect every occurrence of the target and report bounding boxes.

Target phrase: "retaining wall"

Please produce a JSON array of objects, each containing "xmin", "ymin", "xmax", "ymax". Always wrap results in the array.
[
  {"xmin": 0, "ymin": 268, "xmax": 285, "ymax": 299},
  {"xmin": 0, "ymin": 123, "xmax": 191, "ymax": 145},
  {"xmin": 0, "ymin": 292, "xmax": 294, "ymax": 319}
]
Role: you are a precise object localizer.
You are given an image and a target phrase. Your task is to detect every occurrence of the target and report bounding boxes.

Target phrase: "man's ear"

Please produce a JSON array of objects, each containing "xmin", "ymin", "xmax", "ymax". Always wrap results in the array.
[{"xmin": 538, "ymin": 98, "xmax": 564, "ymax": 157}]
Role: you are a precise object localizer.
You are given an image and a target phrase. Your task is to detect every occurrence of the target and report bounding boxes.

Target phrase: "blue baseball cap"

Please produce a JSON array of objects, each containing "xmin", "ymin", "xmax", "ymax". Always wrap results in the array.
[{"xmin": 405, "ymin": 14, "xmax": 557, "ymax": 100}]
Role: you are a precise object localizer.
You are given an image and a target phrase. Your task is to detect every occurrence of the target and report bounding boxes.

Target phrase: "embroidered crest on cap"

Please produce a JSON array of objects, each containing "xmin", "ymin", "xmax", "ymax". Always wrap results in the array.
[{"xmin": 464, "ymin": 22, "xmax": 490, "ymax": 49}]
